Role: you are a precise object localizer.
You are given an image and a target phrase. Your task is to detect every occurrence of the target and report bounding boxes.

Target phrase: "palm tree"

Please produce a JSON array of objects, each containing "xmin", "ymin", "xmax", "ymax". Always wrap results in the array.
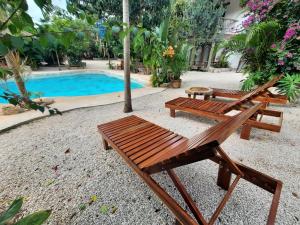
[
  {"xmin": 123, "ymin": 0, "xmax": 133, "ymax": 113},
  {"xmin": 5, "ymin": 51, "xmax": 28, "ymax": 98}
]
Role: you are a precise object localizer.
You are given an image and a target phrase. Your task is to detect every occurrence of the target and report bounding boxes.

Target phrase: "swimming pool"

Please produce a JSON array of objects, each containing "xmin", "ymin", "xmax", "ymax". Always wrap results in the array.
[{"xmin": 0, "ymin": 72, "xmax": 144, "ymax": 103}]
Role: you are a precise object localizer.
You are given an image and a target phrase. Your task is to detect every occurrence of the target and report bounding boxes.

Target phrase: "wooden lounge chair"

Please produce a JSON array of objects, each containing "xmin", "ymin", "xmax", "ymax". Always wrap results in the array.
[
  {"xmin": 97, "ymin": 104, "xmax": 282, "ymax": 225},
  {"xmin": 165, "ymin": 76, "xmax": 284, "ymax": 140},
  {"xmin": 211, "ymin": 75, "xmax": 288, "ymax": 105}
]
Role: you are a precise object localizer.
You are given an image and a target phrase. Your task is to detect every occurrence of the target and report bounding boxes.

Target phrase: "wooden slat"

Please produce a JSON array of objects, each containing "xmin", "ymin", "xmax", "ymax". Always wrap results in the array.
[
  {"xmin": 101, "ymin": 117, "xmax": 144, "ymax": 133},
  {"xmin": 134, "ymin": 136, "xmax": 185, "ymax": 164},
  {"xmin": 133, "ymin": 135, "xmax": 185, "ymax": 164},
  {"xmin": 115, "ymin": 126, "xmax": 161, "ymax": 145},
  {"xmin": 125, "ymin": 131, "xmax": 175, "ymax": 155},
  {"xmin": 109, "ymin": 122, "xmax": 152, "ymax": 140},
  {"xmin": 103, "ymin": 119, "xmax": 145, "ymax": 136},
  {"xmin": 137, "ymin": 137, "xmax": 188, "ymax": 168},
  {"xmin": 118, "ymin": 128, "xmax": 166, "ymax": 149},
  {"xmin": 99, "ymin": 116, "xmax": 140, "ymax": 130}
]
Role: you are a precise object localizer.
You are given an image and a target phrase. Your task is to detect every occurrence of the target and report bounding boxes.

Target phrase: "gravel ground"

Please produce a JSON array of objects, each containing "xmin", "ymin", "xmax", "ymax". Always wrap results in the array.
[{"xmin": 0, "ymin": 72, "xmax": 299, "ymax": 225}]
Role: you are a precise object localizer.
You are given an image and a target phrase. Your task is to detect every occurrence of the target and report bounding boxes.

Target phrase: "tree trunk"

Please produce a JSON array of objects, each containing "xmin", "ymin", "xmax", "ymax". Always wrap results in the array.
[
  {"xmin": 123, "ymin": 0, "xmax": 133, "ymax": 113},
  {"xmin": 55, "ymin": 50, "xmax": 61, "ymax": 71},
  {"xmin": 207, "ymin": 42, "xmax": 215, "ymax": 70}
]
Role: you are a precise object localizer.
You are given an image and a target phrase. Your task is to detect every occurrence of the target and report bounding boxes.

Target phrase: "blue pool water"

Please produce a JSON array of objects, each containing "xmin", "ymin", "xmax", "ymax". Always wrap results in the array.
[{"xmin": 0, "ymin": 73, "xmax": 143, "ymax": 103}]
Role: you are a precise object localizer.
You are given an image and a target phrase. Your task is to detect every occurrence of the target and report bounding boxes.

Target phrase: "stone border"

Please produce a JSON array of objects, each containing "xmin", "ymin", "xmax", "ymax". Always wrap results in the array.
[{"xmin": 0, "ymin": 88, "xmax": 166, "ymax": 133}]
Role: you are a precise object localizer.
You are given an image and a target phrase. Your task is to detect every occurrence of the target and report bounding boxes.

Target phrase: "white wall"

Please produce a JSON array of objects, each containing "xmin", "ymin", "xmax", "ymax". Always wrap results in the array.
[
  {"xmin": 223, "ymin": 0, "xmax": 246, "ymax": 68},
  {"xmin": 225, "ymin": 0, "xmax": 246, "ymax": 27}
]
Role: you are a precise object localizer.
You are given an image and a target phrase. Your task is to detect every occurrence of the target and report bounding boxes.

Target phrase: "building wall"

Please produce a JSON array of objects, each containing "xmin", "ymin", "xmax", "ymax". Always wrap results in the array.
[
  {"xmin": 223, "ymin": 0, "xmax": 247, "ymax": 69},
  {"xmin": 225, "ymin": 0, "xmax": 246, "ymax": 28}
]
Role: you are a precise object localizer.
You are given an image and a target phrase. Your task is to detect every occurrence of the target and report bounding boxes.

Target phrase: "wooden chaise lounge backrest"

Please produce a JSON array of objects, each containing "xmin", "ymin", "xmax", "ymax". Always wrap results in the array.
[
  {"xmin": 143, "ymin": 104, "xmax": 262, "ymax": 174},
  {"xmin": 221, "ymin": 75, "xmax": 284, "ymax": 113}
]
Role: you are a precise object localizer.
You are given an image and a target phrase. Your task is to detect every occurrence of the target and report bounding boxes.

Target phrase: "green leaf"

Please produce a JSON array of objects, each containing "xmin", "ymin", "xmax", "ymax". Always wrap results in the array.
[
  {"xmin": 34, "ymin": 0, "xmax": 53, "ymax": 13},
  {"xmin": 20, "ymin": 0, "xmax": 29, "ymax": 11},
  {"xmin": 39, "ymin": 33, "xmax": 56, "ymax": 47},
  {"xmin": 8, "ymin": 98, "xmax": 18, "ymax": 106},
  {"xmin": 0, "ymin": 67, "xmax": 13, "ymax": 79},
  {"xmin": 99, "ymin": 205, "xmax": 109, "ymax": 215},
  {"xmin": 21, "ymin": 12, "xmax": 34, "ymax": 27},
  {"xmin": 79, "ymin": 204, "xmax": 86, "ymax": 211},
  {"xmin": 278, "ymin": 74, "xmax": 300, "ymax": 102},
  {"xmin": 0, "ymin": 42, "xmax": 8, "ymax": 56},
  {"xmin": 86, "ymin": 15, "xmax": 94, "ymax": 25},
  {"xmin": 8, "ymin": 24, "xmax": 18, "ymax": 34},
  {"xmin": 15, "ymin": 210, "xmax": 51, "ymax": 225},
  {"xmin": 0, "ymin": 198, "xmax": 23, "ymax": 225},
  {"xmin": 11, "ymin": 15, "xmax": 24, "ymax": 30},
  {"xmin": 10, "ymin": 36, "xmax": 24, "ymax": 49},
  {"xmin": 60, "ymin": 32, "xmax": 74, "ymax": 47}
]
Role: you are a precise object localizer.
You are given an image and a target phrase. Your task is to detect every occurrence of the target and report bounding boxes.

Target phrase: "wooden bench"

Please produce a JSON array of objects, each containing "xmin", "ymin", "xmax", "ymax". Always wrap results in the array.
[
  {"xmin": 165, "ymin": 76, "xmax": 284, "ymax": 140},
  {"xmin": 98, "ymin": 104, "xmax": 282, "ymax": 225},
  {"xmin": 211, "ymin": 75, "xmax": 288, "ymax": 105}
]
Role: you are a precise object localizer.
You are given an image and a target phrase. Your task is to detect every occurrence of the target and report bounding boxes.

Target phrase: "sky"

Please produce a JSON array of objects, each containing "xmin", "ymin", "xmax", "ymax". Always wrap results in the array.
[{"xmin": 27, "ymin": 0, "xmax": 67, "ymax": 22}]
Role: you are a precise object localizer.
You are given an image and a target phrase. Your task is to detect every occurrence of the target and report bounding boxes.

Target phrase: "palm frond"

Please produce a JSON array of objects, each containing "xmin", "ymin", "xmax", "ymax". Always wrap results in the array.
[
  {"xmin": 221, "ymin": 33, "xmax": 247, "ymax": 53},
  {"xmin": 277, "ymin": 74, "xmax": 300, "ymax": 102}
]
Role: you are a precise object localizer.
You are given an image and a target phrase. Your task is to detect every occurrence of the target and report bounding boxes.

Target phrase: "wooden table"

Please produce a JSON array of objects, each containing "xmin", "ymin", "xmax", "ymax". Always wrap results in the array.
[{"xmin": 185, "ymin": 87, "xmax": 213, "ymax": 100}]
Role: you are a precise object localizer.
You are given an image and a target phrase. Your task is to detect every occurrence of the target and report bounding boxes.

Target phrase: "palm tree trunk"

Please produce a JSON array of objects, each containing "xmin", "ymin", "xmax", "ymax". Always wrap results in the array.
[
  {"xmin": 123, "ymin": 0, "xmax": 133, "ymax": 113},
  {"xmin": 55, "ymin": 50, "xmax": 61, "ymax": 71},
  {"xmin": 207, "ymin": 42, "xmax": 215, "ymax": 70}
]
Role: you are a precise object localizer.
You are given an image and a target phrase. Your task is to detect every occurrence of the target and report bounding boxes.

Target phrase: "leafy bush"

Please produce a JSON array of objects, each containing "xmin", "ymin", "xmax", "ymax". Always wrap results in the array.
[{"xmin": 0, "ymin": 198, "xmax": 51, "ymax": 225}]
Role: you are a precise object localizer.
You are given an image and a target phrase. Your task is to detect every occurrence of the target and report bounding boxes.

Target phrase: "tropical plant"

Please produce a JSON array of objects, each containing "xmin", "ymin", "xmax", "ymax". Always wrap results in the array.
[
  {"xmin": 0, "ymin": 198, "xmax": 51, "ymax": 225},
  {"xmin": 277, "ymin": 74, "xmax": 300, "ymax": 102},
  {"xmin": 225, "ymin": 0, "xmax": 300, "ymax": 101},
  {"xmin": 223, "ymin": 21, "xmax": 280, "ymax": 72},
  {"xmin": 0, "ymin": 0, "xmax": 64, "ymax": 114}
]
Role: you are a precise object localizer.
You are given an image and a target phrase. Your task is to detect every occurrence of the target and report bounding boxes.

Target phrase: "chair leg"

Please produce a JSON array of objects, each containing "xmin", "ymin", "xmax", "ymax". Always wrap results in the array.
[
  {"xmin": 170, "ymin": 109, "xmax": 176, "ymax": 118},
  {"xmin": 240, "ymin": 124, "xmax": 251, "ymax": 140},
  {"xmin": 174, "ymin": 219, "xmax": 182, "ymax": 225},
  {"xmin": 102, "ymin": 137, "xmax": 110, "ymax": 150},
  {"xmin": 217, "ymin": 162, "xmax": 232, "ymax": 190},
  {"xmin": 167, "ymin": 170, "xmax": 207, "ymax": 225}
]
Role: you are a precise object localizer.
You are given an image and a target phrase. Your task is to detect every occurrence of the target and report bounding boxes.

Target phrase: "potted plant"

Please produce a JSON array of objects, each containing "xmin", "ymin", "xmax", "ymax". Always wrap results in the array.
[{"xmin": 163, "ymin": 44, "xmax": 190, "ymax": 88}]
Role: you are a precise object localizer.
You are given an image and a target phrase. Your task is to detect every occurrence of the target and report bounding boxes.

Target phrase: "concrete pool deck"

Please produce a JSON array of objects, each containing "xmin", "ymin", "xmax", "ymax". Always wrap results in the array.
[{"xmin": 0, "ymin": 65, "xmax": 165, "ymax": 131}]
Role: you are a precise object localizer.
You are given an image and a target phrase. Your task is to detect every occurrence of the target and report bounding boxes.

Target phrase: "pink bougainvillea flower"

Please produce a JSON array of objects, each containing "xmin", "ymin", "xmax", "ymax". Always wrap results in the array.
[
  {"xmin": 278, "ymin": 60, "xmax": 285, "ymax": 66},
  {"xmin": 242, "ymin": 15, "xmax": 255, "ymax": 28},
  {"xmin": 286, "ymin": 52, "xmax": 293, "ymax": 58},
  {"xmin": 284, "ymin": 28, "xmax": 297, "ymax": 41},
  {"xmin": 271, "ymin": 43, "xmax": 277, "ymax": 49}
]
